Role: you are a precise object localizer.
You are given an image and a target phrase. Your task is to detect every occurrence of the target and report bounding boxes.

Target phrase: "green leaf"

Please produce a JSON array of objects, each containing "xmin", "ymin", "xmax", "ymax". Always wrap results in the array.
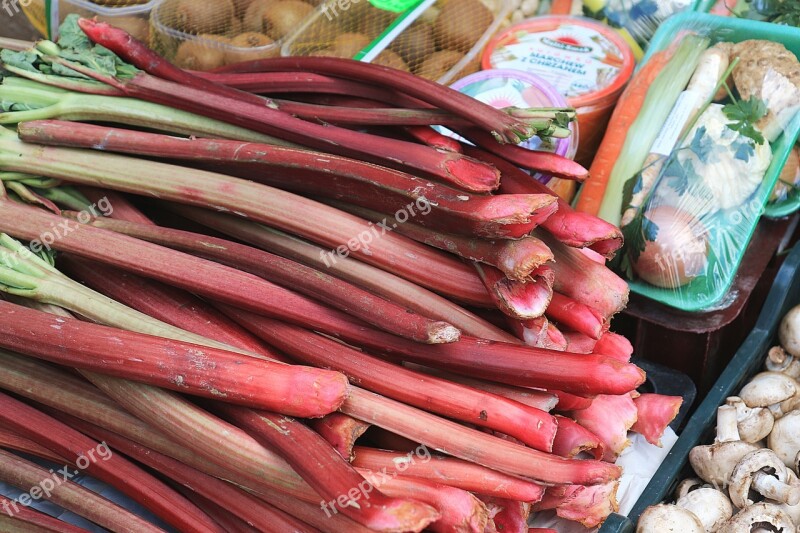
[
  {"xmin": 723, "ymin": 96, "xmax": 767, "ymax": 145},
  {"xmin": 56, "ymin": 15, "xmax": 93, "ymax": 52},
  {"xmin": 554, "ymin": 112, "xmax": 571, "ymax": 128},
  {"xmin": 620, "ymin": 173, "xmax": 643, "ymax": 215},
  {"xmin": 0, "ymin": 50, "xmax": 40, "ymax": 73}
]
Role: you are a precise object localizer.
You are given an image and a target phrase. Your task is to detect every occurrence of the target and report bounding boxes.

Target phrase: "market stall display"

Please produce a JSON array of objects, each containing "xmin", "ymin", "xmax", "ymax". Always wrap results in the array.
[{"xmin": 2, "ymin": 1, "xmax": 800, "ymax": 531}]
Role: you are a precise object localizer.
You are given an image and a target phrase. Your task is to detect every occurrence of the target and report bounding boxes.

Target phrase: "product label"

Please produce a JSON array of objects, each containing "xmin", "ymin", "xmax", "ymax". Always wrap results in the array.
[
  {"xmin": 650, "ymin": 90, "xmax": 702, "ymax": 156},
  {"xmin": 489, "ymin": 23, "xmax": 624, "ymax": 98}
]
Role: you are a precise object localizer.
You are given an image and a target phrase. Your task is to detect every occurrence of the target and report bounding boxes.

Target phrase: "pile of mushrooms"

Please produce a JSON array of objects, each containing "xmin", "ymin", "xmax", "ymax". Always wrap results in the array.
[{"xmin": 637, "ymin": 305, "xmax": 800, "ymax": 532}]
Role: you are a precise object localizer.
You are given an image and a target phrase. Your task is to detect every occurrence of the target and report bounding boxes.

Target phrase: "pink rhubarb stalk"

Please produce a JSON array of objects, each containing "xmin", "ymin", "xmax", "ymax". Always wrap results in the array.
[
  {"xmin": 211, "ymin": 406, "xmax": 442, "ymax": 533},
  {"xmin": 0, "ymin": 448, "xmax": 165, "ymax": 533},
  {"xmin": 551, "ymin": 415, "xmax": 604, "ymax": 460},
  {"xmin": 551, "ymin": 390, "xmax": 594, "ymax": 411},
  {"xmin": 468, "ymin": 145, "xmax": 623, "ymax": 257},
  {"xmin": 171, "ymin": 205, "xmax": 514, "ymax": 341},
  {"xmin": 404, "ymin": 125, "xmax": 463, "ymax": 152},
  {"xmin": 562, "ymin": 332, "xmax": 597, "ymax": 354},
  {"xmin": 328, "ymin": 201, "xmax": 555, "ymax": 280},
  {"xmin": 0, "ymin": 139, "xmax": 491, "ymax": 305},
  {"xmin": 20, "ymin": 120, "xmax": 550, "ymax": 239},
  {"xmin": 479, "ymin": 498, "xmax": 531, "ymax": 533},
  {"xmin": 475, "ymin": 264, "xmax": 554, "ymax": 320},
  {"xmin": 593, "ymin": 332, "xmax": 635, "ymax": 363},
  {"xmin": 310, "ymin": 413, "xmax": 371, "ymax": 460},
  {"xmin": 0, "ymin": 392, "xmax": 223, "ymax": 533},
  {"xmin": 571, "ymin": 394, "xmax": 639, "ymax": 462},
  {"xmin": 78, "ymin": 214, "xmax": 460, "ymax": 344},
  {"xmin": 631, "ymin": 394, "xmax": 683, "ymax": 446},
  {"xmin": 534, "ymin": 482, "xmax": 619, "ymax": 528},
  {"xmin": 0, "ymin": 299, "xmax": 349, "ymax": 417},
  {"xmin": 351, "ymin": 447, "xmax": 545, "ymax": 503},
  {"xmin": 219, "ymin": 307, "xmax": 558, "ymax": 452},
  {"xmin": 0, "ymin": 494, "xmax": 90, "ymax": 533},
  {"xmin": 546, "ymin": 292, "xmax": 605, "ymax": 340}
]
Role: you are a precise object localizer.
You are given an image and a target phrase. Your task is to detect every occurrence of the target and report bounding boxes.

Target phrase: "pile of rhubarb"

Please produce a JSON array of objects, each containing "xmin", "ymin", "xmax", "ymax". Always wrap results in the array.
[{"xmin": 0, "ymin": 16, "xmax": 682, "ymax": 532}]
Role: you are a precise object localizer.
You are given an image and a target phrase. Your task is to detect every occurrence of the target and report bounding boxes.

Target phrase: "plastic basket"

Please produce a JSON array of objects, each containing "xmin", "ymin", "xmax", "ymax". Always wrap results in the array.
[
  {"xmin": 22, "ymin": 0, "xmax": 157, "ymax": 40},
  {"xmin": 281, "ymin": 0, "xmax": 513, "ymax": 84},
  {"xmin": 625, "ymin": 12, "xmax": 800, "ymax": 312},
  {"xmin": 598, "ymin": 240, "xmax": 800, "ymax": 533}
]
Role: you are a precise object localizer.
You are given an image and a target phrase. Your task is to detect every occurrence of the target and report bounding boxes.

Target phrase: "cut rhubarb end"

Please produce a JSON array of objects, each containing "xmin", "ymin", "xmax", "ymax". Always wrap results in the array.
[
  {"xmin": 552, "ymin": 482, "xmax": 620, "ymax": 528},
  {"xmin": 571, "ymin": 394, "xmax": 638, "ymax": 462},
  {"xmin": 593, "ymin": 332, "xmax": 634, "ymax": 363},
  {"xmin": 631, "ymin": 393, "xmax": 683, "ymax": 446},
  {"xmin": 552, "ymin": 415, "xmax": 605, "ymax": 460},
  {"xmin": 562, "ymin": 332, "xmax": 597, "ymax": 354},
  {"xmin": 311, "ymin": 413, "xmax": 370, "ymax": 460},
  {"xmin": 476, "ymin": 264, "xmax": 553, "ymax": 320},
  {"xmin": 444, "ymin": 156, "xmax": 501, "ymax": 193},
  {"xmin": 546, "ymin": 292, "xmax": 604, "ymax": 340}
]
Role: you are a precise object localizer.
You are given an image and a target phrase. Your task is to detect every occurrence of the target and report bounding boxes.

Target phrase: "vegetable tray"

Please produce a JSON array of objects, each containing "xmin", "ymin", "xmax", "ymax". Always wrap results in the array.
[
  {"xmin": 598, "ymin": 239, "xmax": 800, "ymax": 533},
  {"xmin": 626, "ymin": 12, "xmax": 800, "ymax": 312}
]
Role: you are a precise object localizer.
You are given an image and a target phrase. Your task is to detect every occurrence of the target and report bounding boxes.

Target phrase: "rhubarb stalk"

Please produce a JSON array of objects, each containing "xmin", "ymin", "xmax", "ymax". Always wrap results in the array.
[
  {"xmin": 475, "ymin": 263, "xmax": 554, "ymax": 320},
  {"xmin": 310, "ymin": 413, "xmax": 371, "ymax": 460},
  {"xmin": 551, "ymin": 416, "xmax": 604, "ymax": 460},
  {"xmin": 0, "ymin": 494, "xmax": 90, "ymax": 533},
  {"xmin": 631, "ymin": 394, "xmax": 682, "ymax": 446},
  {"xmin": 571, "ymin": 394, "xmax": 639, "ymax": 462},
  {"xmin": 546, "ymin": 292, "xmax": 605, "ymax": 340}
]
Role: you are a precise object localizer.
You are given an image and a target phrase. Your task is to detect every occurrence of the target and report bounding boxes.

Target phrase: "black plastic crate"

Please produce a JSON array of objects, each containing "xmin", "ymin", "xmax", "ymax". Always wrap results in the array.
[{"xmin": 598, "ymin": 242, "xmax": 800, "ymax": 533}]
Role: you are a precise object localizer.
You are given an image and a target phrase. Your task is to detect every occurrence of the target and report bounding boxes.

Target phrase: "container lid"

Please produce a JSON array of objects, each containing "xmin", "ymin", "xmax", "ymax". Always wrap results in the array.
[
  {"xmin": 482, "ymin": 16, "xmax": 634, "ymax": 109},
  {"xmin": 439, "ymin": 69, "xmax": 577, "ymax": 182}
]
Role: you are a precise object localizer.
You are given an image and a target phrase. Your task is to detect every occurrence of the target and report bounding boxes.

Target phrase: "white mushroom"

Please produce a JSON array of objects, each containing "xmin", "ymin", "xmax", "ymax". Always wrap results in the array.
[
  {"xmin": 780, "ymin": 304, "xmax": 800, "ymax": 358},
  {"xmin": 676, "ymin": 487, "xmax": 734, "ymax": 532},
  {"xmin": 690, "ymin": 405, "xmax": 761, "ymax": 487},
  {"xmin": 727, "ymin": 396, "xmax": 775, "ymax": 443},
  {"xmin": 766, "ymin": 346, "xmax": 800, "ymax": 380},
  {"xmin": 718, "ymin": 502, "xmax": 795, "ymax": 532},
  {"xmin": 768, "ymin": 410, "xmax": 800, "ymax": 468},
  {"xmin": 637, "ymin": 504, "xmax": 705, "ymax": 533},
  {"xmin": 770, "ymin": 470, "xmax": 800, "ymax": 525},
  {"xmin": 740, "ymin": 372, "xmax": 797, "ymax": 410},
  {"xmin": 729, "ymin": 449, "xmax": 800, "ymax": 508},
  {"xmin": 676, "ymin": 478, "xmax": 710, "ymax": 500}
]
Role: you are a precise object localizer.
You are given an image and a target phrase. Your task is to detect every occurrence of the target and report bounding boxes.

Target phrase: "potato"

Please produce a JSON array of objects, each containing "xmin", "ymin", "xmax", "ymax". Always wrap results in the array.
[
  {"xmin": 225, "ymin": 33, "xmax": 279, "ymax": 65},
  {"xmin": 434, "ymin": 0, "xmax": 493, "ymax": 53},
  {"xmin": 416, "ymin": 49, "xmax": 463, "ymax": 80},
  {"xmin": 332, "ymin": 32, "xmax": 371, "ymax": 58},
  {"xmin": 372, "ymin": 50, "xmax": 410, "ymax": 71},
  {"xmin": 243, "ymin": 0, "xmax": 278, "ymax": 33}
]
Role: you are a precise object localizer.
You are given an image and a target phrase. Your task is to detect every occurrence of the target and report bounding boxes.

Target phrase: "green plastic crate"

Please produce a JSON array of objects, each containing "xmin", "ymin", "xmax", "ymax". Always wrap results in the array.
[
  {"xmin": 599, "ymin": 241, "xmax": 800, "ymax": 532},
  {"xmin": 626, "ymin": 12, "xmax": 800, "ymax": 312}
]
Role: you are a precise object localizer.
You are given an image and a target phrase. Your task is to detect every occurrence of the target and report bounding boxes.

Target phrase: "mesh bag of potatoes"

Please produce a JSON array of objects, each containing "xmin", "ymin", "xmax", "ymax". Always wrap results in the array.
[
  {"xmin": 22, "ymin": 0, "xmax": 155, "ymax": 41},
  {"xmin": 282, "ymin": 0, "xmax": 512, "ymax": 83}
]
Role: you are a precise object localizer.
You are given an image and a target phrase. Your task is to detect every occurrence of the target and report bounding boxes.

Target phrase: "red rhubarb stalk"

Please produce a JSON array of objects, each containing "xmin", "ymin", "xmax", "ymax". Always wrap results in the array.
[
  {"xmin": 401, "ymin": 363, "xmax": 559, "ymax": 412},
  {"xmin": 404, "ymin": 126, "xmax": 463, "ymax": 152},
  {"xmin": 550, "ymin": 390, "xmax": 594, "ymax": 411},
  {"xmin": 351, "ymin": 447, "xmax": 544, "ymax": 503},
  {"xmin": 172, "ymin": 206, "xmax": 510, "ymax": 337},
  {"xmin": 275, "ymin": 99, "xmax": 465, "ymax": 127},
  {"xmin": 479, "ymin": 498, "xmax": 530, "ymax": 533},
  {"xmin": 508, "ymin": 317, "xmax": 549, "ymax": 348},
  {"xmin": 0, "ymin": 448, "xmax": 165, "ymax": 533},
  {"xmin": 0, "ymin": 299, "xmax": 349, "ymax": 417},
  {"xmin": 593, "ymin": 332, "xmax": 635, "ymax": 363},
  {"xmin": 19, "ymin": 121, "xmax": 549, "ymax": 239},
  {"xmin": 544, "ymin": 320, "xmax": 569, "ymax": 350},
  {"xmin": 475, "ymin": 264, "xmax": 554, "ymax": 320},
  {"xmin": 0, "ymin": 140, "xmax": 491, "ymax": 306},
  {"xmin": 534, "ymin": 229, "xmax": 629, "ymax": 321},
  {"xmin": 78, "ymin": 214, "xmax": 460, "ymax": 344},
  {"xmin": 562, "ymin": 332, "xmax": 597, "ymax": 354},
  {"xmin": 219, "ymin": 308, "xmax": 558, "ymax": 452},
  {"xmin": 571, "ymin": 394, "xmax": 639, "ymax": 462},
  {"xmin": 203, "ymin": 56, "xmax": 537, "ymax": 144},
  {"xmin": 361, "ymin": 474, "xmax": 487, "ymax": 533},
  {"xmin": 534, "ymin": 482, "xmax": 620, "ymax": 528},
  {"xmin": 0, "ymin": 391, "xmax": 223, "ymax": 533},
  {"xmin": 0, "ymin": 494, "xmax": 90, "ymax": 533},
  {"xmin": 178, "ymin": 492, "xmax": 262, "ymax": 533},
  {"xmin": 0, "ymin": 424, "xmax": 63, "ymax": 462},
  {"xmin": 551, "ymin": 415, "xmax": 605, "ymax": 460},
  {"xmin": 74, "ymin": 419, "xmax": 329, "ymax": 533},
  {"xmin": 218, "ymin": 406, "xmax": 439, "ymax": 533},
  {"xmin": 273, "ymin": 312, "xmax": 646, "ymax": 395},
  {"xmin": 546, "ymin": 292, "xmax": 605, "ymax": 340},
  {"xmin": 324, "ymin": 201, "xmax": 555, "ymax": 279},
  {"xmin": 631, "ymin": 394, "xmax": 682, "ymax": 446},
  {"xmin": 467, "ymin": 145, "xmax": 623, "ymax": 256},
  {"xmin": 310, "ymin": 413, "xmax": 371, "ymax": 460}
]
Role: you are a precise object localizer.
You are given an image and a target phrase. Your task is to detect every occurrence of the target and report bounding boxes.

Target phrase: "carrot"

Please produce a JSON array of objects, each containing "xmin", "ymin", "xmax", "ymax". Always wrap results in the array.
[{"xmin": 575, "ymin": 47, "xmax": 678, "ymax": 216}]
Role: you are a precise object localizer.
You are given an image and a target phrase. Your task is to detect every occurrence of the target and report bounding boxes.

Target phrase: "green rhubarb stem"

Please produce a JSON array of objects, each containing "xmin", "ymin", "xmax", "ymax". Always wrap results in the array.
[{"xmin": 0, "ymin": 79, "xmax": 289, "ymax": 145}]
